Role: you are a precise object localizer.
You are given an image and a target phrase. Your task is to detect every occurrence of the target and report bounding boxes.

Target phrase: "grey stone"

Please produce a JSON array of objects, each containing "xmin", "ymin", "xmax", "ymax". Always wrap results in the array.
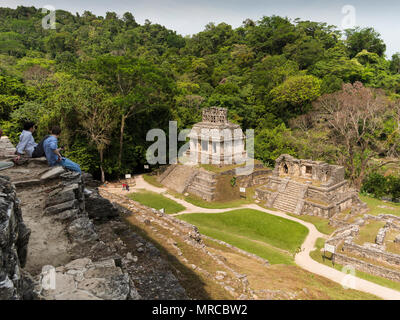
[
  {"xmin": 354, "ymin": 218, "xmax": 365, "ymax": 226},
  {"xmin": 53, "ymin": 209, "xmax": 79, "ymax": 222},
  {"xmin": 65, "ymin": 258, "xmax": 93, "ymax": 271},
  {"xmin": 375, "ymin": 227, "xmax": 388, "ymax": 246},
  {"xmin": 67, "ymin": 217, "xmax": 98, "ymax": 244},
  {"xmin": 0, "ymin": 175, "xmax": 31, "ymax": 300},
  {"xmin": 39, "ymin": 256, "xmax": 132, "ymax": 300},
  {"xmin": 13, "ymin": 179, "xmax": 41, "ymax": 188},
  {"xmin": 46, "ymin": 188, "xmax": 77, "ymax": 207},
  {"xmin": 40, "ymin": 167, "xmax": 65, "ymax": 181},
  {"xmin": 44, "ymin": 200, "xmax": 78, "ymax": 216},
  {"xmin": 85, "ymin": 190, "xmax": 119, "ymax": 220}
]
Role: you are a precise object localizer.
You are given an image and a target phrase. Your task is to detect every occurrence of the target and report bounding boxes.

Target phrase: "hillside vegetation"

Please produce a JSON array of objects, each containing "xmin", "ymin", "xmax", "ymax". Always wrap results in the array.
[
  {"xmin": 178, "ymin": 209, "xmax": 309, "ymax": 264},
  {"xmin": 0, "ymin": 6, "xmax": 399, "ymax": 191}
]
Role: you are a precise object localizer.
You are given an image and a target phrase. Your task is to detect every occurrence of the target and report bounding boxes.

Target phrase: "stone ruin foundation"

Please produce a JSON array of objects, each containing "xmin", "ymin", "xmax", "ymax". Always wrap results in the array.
[
  {"xmin": 255, "ymin": 154, "xmax": 363, "ymax": 217},
  {"xmin": 325, "ymin": 214, "xmax": 400, "ymax": 283}
]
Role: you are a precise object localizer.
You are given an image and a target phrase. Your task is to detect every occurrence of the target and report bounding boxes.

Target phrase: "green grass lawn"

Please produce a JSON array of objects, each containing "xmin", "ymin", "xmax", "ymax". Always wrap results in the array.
[
  {"xmin": 178, "ymin": 209, "xmax": 309, "ymax": 265},
  {"xmin": 170, "ymin": 185, "xmax": 257, "ymax": 209},
  {"xmin": 354, "ymin": 221, "xmax": 386, "ymax": 245},
  {"xmin": 361, "ymin": 194, "xmax": 400, "ymax": 216},
  {"xmin": 170, "ymin": 191, "xmax": 253, "ymax": 209},
  {"xmin": 142, "ymin": 174, "xmax": 164, "ymax": 188},
  {"xmin": 127, "ymin": 189, "xmax": 186, "ymax": 214},
  {"xmin": 310, "ymin": 238, "xmax": 400, "ymax": 292},
  {"xmin": 287, "ymin": 213, "xmax": 335, "ymax": 235}
]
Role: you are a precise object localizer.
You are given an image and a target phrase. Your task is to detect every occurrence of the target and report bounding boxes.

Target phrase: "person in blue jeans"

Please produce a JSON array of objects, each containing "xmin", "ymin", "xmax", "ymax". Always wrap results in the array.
[{"xmin": 43, "ymin": 126, "xmax": 81, "ymax": 174}]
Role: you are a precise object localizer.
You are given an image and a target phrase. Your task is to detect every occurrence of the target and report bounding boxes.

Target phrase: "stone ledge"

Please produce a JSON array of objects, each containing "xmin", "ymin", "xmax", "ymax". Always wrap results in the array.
[{"xmin": 334, "ymin": 253, "xmax": 400, "ymax": 282}]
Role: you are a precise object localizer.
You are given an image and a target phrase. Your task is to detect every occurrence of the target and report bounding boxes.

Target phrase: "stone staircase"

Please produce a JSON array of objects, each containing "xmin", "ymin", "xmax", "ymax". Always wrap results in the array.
[
  {"xmin": 187, "ymin": 169, "xmax": 217, "ymax": 201},
  {"xmin": 271, "ymin": 181, "xmax": 307, "ymax": 214},
  {"xmin": 158, "ymin": 164, "xmax": 197, "ymax": 193}
]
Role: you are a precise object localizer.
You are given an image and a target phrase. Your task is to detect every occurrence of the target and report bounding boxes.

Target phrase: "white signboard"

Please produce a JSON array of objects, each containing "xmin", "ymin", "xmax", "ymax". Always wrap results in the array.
[
  {"xmin": 144, "ymin": 165, "xmax": 149, "ymax": 169},
  {"xmin": 240, "ymin": 187, "xmax": 246, "ymax": 193},
  {"xmin": 125, "ymin": 174, "xmax": 131, "ymax": 179},
  {"xmin": 324, "ymin": 243, "xmax": 335, "ymax": 254}
]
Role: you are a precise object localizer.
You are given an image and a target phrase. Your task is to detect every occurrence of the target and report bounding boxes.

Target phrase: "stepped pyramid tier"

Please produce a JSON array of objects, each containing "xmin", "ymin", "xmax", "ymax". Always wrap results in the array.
[
  {"xmin": 157, "ymin": 107, "xmax": 273, "ymax": 202},
  {"xmin": 256, "ymin": 154, "xmax": 363, "ymax": 218},
  {"xmin": 157, "ymin": 162, "xmax": 271, "ymax": 202},
  {"xmin": 157, "ymin": 164, "xmax": 199, "ymax": 194},
  {"xmin": 187, "ymin": 107, "xmax": 247, "ymax": 166},
  {"xmin": 157, "ymin": 164, "xmax": 218, "ymax": 201}
]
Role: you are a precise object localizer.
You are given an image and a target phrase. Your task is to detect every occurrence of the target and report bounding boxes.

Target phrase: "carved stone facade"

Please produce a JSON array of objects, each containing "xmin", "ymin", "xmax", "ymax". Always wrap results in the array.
[
  {"xmin": 187, "ymin": 107, "xmax": 246, "ymax": 165},
  {"xmin": 273, "ymin": 154, "xmax": 345, "ymax": 187},
  {"xmin": 256, "ymin": 154, "xmax": 361, "ymax": 217},
  {"xmin": 201, "ymin": 107, "xmax": 228, "ymax": 124}
]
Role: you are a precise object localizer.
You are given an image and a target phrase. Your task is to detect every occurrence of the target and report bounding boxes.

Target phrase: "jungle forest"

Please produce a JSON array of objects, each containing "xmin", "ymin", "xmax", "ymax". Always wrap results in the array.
[{"xmin": 1, "ymin": 6, "xmax": 400, "ymax": 198}]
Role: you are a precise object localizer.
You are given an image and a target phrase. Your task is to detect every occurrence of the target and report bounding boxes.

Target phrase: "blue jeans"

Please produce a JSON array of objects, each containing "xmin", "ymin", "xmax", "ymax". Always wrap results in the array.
[{"xmin": 57, "ymin": 157, "xmax": 81, "ymax": 173}]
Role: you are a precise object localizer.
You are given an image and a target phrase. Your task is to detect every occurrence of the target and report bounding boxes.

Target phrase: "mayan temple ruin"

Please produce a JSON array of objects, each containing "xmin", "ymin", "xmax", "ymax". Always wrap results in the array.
[
  {"xmin": 255, "ymin": 154, "xmax": 362, "ymax": 217},
  {"xmin": 159, "ymin": 109, "xmax": 363, "ymax": 213},
  {"xmin": 187, "ymin": 106, "xmax": 247, "ymax": 166},
  {"xmin": 157, "ymin": 107, "xmax": 273, "ymax": 201}
]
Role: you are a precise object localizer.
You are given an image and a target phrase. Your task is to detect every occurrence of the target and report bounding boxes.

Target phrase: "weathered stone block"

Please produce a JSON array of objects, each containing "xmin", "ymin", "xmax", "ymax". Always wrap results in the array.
[
  {"xmin": 0, "ymin": 174, "xmax": 31, "ymax": 299},
  {"xmin": 45, "ymin": 189, "xmax": 76, "ymax": 208},
  {"xmin": 67, "ymin": 217, "xmax": 98, "ymax": 244},
  {"xmin": 40, "ymin": 167, "xmax": 65, "ymax": 181},
  {"xmin": 53, "ymin": 209, "xmax": 79, "ymax": 222},
  {"xmin": 44, "ymin": 200, "xmax": 78, "ymax": 216},
  {"xmin": 85, "ymin": 190, "xmax": 118, "ymax": 220}
]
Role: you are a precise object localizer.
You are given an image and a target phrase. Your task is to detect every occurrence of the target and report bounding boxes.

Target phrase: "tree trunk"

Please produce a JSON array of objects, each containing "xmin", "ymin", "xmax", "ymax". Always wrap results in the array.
[
  {"xmin": 118, "ymin": 114, "xmax": 126, "ymax": 173},
  {"xmin": 100, "ymin": 149, "xmax": 105, "ymax": 183}
]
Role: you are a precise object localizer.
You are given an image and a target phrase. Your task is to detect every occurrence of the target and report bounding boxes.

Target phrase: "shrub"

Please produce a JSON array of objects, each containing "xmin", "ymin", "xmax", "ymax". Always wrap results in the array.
[{"xmin": 361, "ymin": 172, "xmax": 388, "ymax": 198}]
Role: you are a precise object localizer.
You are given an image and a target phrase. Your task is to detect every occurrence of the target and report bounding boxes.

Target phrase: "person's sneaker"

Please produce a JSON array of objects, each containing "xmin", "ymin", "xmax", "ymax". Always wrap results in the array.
[{"xmin": 83, "ymin": 188, "xmax": 93, "ymax": 196}]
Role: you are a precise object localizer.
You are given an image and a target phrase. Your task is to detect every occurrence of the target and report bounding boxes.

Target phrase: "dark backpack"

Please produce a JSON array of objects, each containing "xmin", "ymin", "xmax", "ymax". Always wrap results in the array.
[{"xmin": 32, "ymin": 135, "xmax": 50, "ymax": 158}]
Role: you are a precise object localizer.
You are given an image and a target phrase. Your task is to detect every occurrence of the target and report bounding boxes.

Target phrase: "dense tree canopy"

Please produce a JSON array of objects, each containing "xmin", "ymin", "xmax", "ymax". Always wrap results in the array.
[{"xmin": 0, "ymin": 6, "xmax": 399, "ymax": 186}]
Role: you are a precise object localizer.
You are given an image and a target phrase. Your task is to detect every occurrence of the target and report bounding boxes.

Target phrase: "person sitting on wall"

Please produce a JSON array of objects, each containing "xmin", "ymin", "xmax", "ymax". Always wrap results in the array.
[
  {"xmin": 43, "ymin": 126, "xmax": 82, "ymax": 174},
  {"xmin": 15, "ymin": 122, "xmax": 39, "ymax": 161}
]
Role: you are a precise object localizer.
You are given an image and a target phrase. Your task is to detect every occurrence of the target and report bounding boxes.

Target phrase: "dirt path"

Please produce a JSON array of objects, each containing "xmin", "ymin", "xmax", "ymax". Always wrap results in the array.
[
  {"xmin": 101, "ymin": 174, "xmax": 400, "ymax": 300},
  {"xmin": 16, "ymin": 185, "xmax": 71, "ymax": 276}
]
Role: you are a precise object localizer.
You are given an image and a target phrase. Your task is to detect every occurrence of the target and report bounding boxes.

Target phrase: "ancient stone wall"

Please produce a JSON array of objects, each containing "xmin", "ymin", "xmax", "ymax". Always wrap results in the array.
[
  {"xmin": 202, "ymin": 107, "xmax": 228, "ymax": 124},
  {"xmin": 0, "ymin": 176, "xmax": 31, "ymax": 299},
  {"xmin": 235, "ymin": 169, "xmax": 272, "ymax": 188},
  {"xmin": 342, "ymin": 241, "xmax": 400, "ymax": 267},
  {"xmin": 0, "ymin": 136, "xmax": 16, "ymax": 159},
  {"xmin": 302, "ymin": 201, "xmax": 334, "ymax": 218},
  {"xmin": 273, "ymin": 154, "xmax": 345, "ymax": 186},
  {"xmin": 334, "ymin": 253, "xmax": 400, "ymax": 282}
]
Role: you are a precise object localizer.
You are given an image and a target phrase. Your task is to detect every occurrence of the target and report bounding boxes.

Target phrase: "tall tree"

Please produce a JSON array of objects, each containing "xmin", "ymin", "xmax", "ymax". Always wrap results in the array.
[
  {"xmin": 49, "ymin": 77, "xmax": 118, "ymax": 181},
  {"xmin": 345, "ymin": 27, "xmax": 386, "ymax": 58},
  {"xmin": 77, "ymin": 89, "xmax": 118, "ymax": 183},
  {"xmin": 312, "ymin": 82, "xmax": 392, "ymax": 188},
  {"xmin": 86, "ymin": 55, "xmax": 174, "ymax": 173}
]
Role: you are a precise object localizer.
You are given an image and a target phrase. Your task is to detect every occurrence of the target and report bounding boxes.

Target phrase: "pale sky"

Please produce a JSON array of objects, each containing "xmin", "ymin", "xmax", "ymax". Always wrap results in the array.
[{"xmin": 2, "ymin": 0, "xmax": 400, "ymax": 57}]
